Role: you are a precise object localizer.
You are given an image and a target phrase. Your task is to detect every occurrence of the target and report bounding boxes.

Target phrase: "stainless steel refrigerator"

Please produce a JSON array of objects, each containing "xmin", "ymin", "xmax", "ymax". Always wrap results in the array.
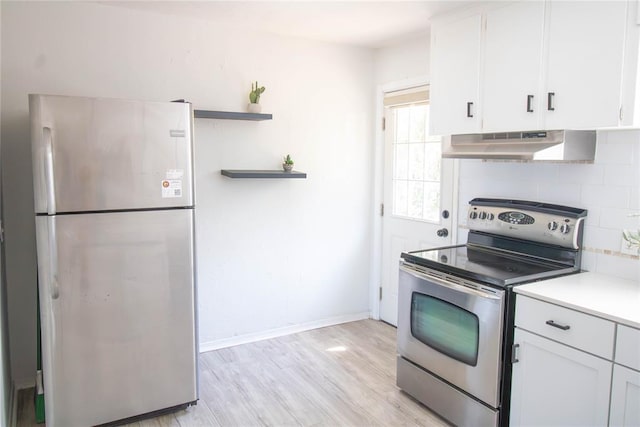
[{"xmin": 29, "ymin": 94, "xmax": 198, "ymax": 427}]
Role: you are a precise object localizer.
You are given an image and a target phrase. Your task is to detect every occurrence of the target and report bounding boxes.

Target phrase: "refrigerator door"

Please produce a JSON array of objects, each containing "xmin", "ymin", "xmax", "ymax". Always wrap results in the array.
[
  {"xmin": 30, "ymin": 94, "xmax": 194, "ymax": 214},
  {"xmin": 35, "ymin": 209, "xmax": 198, "ymax": 427}
]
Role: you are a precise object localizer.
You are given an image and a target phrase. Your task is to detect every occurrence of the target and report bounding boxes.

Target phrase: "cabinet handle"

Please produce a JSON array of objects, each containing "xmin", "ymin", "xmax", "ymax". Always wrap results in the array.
[
  {"xmin": 545, "ymin": 320, "xmax": 570, "ymax": 330},
  {"xmin": 547, "ymin": 92, "xmax": 555, "ymax": 111},
  {"xmin": 511, "ymin": 343, "xmax": 520, "ymax": 364},
  {"xmin": 466, "ymin": 102, "xmax": 474, "ymax": 118},
  {"xmin": 527, "ymin": 95, "xmax": 534, "ymax": 113}
]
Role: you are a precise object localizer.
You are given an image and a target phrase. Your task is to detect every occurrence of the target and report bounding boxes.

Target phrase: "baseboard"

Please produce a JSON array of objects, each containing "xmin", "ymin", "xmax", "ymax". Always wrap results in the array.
[
  {"xmin": 199, "ymin": 312, "xmax": 371, "ymax": 353},
  {"xmin": 10, "ymin": 377, "xmax": 36, "ymax": 426},
  {"xmin": 13, "ymin": 378, "xmax": 35, "ymax": 391}
]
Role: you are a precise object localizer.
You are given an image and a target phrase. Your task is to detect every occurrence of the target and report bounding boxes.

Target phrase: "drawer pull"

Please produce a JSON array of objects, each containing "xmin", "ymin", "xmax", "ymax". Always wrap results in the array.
[{"xmin": 546, "ymin": 320, "xmax": 570, "ymax": 331}]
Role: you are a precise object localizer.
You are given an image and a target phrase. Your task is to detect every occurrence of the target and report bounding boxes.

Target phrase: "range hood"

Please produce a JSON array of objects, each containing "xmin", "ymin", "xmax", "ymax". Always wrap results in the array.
[{"xmin": 442, "ymin": 130, "xmax": 596, "ymax": 161}]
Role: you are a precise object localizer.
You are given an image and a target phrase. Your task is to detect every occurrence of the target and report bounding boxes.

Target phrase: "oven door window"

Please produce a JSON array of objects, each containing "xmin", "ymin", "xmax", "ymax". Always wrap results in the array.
[{"xmin": 410, "ymin": 292, "xmax": 479, "ymax": 366}]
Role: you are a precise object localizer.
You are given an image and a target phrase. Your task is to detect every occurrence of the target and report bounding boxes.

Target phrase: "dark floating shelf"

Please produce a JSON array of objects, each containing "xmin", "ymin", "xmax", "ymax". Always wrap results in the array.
[
  {"xmin": 221, "ymin": 170, "xmax": 307, "ymax": 179},
  {"xmin": 194, "ymin": 110, "xmax": 272, "ymax": 121}
]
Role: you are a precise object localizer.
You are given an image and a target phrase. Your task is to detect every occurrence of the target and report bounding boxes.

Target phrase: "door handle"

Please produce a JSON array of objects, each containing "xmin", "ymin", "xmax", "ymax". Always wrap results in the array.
[
  {"xmin": 547, "ymin": 92, "xmax": 555, "ymax": 111},
  {"xmin": 43, "ymin": 127, "xmax": 57, "ymax": 215},
  {"xmin": 48, "ymin": 216, "xmax": 60, "ymax": 300},
  {"xmin": 466, "ymin": 102, "xmax": 474, "ymax": 118},
  {"xmin": 526, "ymin": 95, "xmax": 534, "ymax": 112},
  {"xmin": 437, "ymin": 228, "xmax": 449, "ymax": 237}
]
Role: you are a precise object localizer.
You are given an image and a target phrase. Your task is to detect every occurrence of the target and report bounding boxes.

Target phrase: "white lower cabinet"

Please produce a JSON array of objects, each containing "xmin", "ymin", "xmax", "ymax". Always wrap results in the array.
[
  {"xmin": 610, "ymin": 365, "xmax": 640, "ymax": 427},
  {"xmin": 510, "ymin": 328, "xmax": 612, "ymax": 427},
  {"xmin": 513, "ymin": 295, "xmax": 640, "ymax": 427}
]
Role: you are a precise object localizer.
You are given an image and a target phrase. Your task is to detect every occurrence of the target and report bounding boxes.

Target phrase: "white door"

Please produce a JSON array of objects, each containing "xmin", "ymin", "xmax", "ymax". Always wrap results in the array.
[
  {"xmin": 510, "ymin": 328, "xmax": 612, "ymax": 427},
  {"xmin": 543, "ymin": 1, "xmax": 627, "ymax": 129},
  {"xmin": 429, "ymin": 13, "xmax": 482, "ymax": 135},
  {"xmin": 610, "ymin": 364, "xmax": 640, "ymax": 427},
  {"xmin": 482, "ymin": 1, "xmax": 545, "ymax": 132},
  {"xmin": 380, "ymin": 98, "xmax": 454, "ymax": 326}
]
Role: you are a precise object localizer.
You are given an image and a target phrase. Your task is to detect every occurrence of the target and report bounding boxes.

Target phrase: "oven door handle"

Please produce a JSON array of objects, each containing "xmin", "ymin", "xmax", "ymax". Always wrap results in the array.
[{"xmin": 400, "ymin": 264, "xmax": 502, "ymax": 300}]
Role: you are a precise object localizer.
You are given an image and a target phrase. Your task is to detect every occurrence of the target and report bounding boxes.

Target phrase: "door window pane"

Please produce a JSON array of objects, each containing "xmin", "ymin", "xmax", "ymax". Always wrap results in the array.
[
  {"xmin": 408, "ymin": 143, "xmax": 425, "ymax": 180},
  {"xmin": 396, "ymin": 108, "xmax": 410, "ymax": 143},
  {"xmin": 410, "ymin": 292, "xmax": 479, "ymax": 366},
  {"xmin": 390, "ymin": 103, "xmax": 442, "ymax": 222},
  {"xmin": 394, "ymin": 181, "xmax": 408, "ymax": 217},
  {"xmin": 407, "ymin": 181, "xmax": 424, "ymax": 219},
  {"xmin": 394, "ymin": 144, "xmax": 408, "ymax": 180}
]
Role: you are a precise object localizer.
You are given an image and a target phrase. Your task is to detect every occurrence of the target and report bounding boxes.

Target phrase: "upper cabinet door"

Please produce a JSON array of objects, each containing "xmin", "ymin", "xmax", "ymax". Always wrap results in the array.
[
  {"xmin": 544, "ymin": 1, "xmax": 627, "ymax": 129},
  {"xmin": 482, "ymin": 2, "xmax": 545, "ymax": 132},
  {"xmin": 430, "ymin": 13, "xmax": 482, "ymax": 136}
]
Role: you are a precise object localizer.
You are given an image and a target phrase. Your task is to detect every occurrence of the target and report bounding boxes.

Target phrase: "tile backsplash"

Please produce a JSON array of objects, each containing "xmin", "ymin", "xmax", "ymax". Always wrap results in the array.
[{"xmin": 457, "ymin": 129, "xmax": 640, "ymax": 282}]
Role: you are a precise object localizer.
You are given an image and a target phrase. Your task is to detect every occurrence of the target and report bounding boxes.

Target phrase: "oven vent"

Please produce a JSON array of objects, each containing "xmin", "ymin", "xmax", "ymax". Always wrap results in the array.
[{"xmin": 443, "ymin": 130, "xmax": 596, "ymax": 161}]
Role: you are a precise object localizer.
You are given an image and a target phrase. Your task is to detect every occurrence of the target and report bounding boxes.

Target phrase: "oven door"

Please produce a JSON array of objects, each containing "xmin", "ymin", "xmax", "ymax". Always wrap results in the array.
[{"xmin": 398, "ymin": 262, "xmax": 505, "ymax": 408}]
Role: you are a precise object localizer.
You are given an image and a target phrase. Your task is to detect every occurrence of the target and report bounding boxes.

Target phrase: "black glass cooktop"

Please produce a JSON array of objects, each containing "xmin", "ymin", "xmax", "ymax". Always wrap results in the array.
[{"xmin": 401, "ymin": 244, "xmax": 577, "ymax": 288}]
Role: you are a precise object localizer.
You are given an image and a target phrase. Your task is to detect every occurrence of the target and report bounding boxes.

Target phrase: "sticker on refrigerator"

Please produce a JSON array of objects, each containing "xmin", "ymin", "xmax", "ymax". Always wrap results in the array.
[
  {"xmin": 161, "ymin": 180, "xmax": 182, "ymax": 198},
  {"xmin": 166, "ymin": 169, "xmax": 184, "ymax": 179}
]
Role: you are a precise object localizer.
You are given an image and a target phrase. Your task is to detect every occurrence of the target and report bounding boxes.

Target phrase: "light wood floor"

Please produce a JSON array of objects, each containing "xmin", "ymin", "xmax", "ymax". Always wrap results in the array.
[{"xmin": 17, "ymin": 319, "xmax": 448, "ymax": 426}]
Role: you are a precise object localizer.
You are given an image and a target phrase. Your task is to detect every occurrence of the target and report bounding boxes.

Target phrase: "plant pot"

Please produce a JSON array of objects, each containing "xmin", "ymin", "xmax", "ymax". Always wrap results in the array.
[
  {"xmin": 283, "ymin": 163, "xmax": 293, "ymax": 172},
  {"xmin": 248, "ymin": 103, "xmax": 262, "ymax": 113}
]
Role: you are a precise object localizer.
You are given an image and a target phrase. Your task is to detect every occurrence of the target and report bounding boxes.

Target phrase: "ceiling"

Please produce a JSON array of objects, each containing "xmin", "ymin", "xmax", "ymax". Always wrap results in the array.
[{"xmin": 99, "ymin": 1, "xmax": 472, "ymax": 48}]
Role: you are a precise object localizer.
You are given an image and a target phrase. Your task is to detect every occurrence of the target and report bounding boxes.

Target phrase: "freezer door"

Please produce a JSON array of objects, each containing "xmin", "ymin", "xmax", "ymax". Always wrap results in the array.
[
  {"xmin": 30, "ymin": 94, "xmax": 194, "ymax": 213},
  {"xmin": 35, "ymin": 209, "xmax": 197, "ymax": 427}
]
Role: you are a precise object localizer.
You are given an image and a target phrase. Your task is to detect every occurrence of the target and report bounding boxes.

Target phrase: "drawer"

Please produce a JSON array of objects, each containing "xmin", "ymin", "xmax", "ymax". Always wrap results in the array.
[
  {"xmin": 616, "ymin": 325, "xmax": 640, "ymax": 371},
  {"xmin": 515, "ymin": 295, "xmax": 615, "ymax": 360}
]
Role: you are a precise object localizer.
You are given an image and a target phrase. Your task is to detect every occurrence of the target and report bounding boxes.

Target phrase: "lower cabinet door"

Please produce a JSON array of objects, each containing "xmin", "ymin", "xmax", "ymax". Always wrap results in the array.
[
  {"xmin": 610, "ymin": 364, "xmax": 640, "ymax": 427},
  {"xmin": 510, "ymin": 328, "xmax": 612, "ymax": 427}
]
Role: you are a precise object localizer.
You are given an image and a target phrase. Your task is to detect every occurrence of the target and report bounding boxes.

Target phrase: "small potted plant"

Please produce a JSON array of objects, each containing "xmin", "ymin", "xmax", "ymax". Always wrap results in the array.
[
  {"xmin": 248, "ymin": 81, "xmax": 265, "ymax": 113},
  {"xmin": 283, "ymin": 154, "xmax": 294, "ymax": 172}
]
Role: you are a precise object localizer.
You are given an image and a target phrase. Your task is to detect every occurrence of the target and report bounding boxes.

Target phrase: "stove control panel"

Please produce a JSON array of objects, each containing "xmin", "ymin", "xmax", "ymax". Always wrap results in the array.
[
  {"xmin": 467, "ymin": 204, "xmax": 584, "ymax": 249},
  {"xmin": 498, "ymin": 211, "xmax": 535, "ymax": 225}
]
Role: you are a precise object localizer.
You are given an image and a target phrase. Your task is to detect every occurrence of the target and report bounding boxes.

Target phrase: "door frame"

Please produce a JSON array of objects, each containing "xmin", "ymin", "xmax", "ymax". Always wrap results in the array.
[{"xmin": 370, "ymin": 76, "xmax": 460, "ymax": 321}]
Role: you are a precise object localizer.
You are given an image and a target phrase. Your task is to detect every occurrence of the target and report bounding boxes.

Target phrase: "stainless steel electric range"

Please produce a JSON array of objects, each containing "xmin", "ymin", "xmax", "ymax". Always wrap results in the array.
[{"xmin": 396, "ymin": 198, "xmax": 588, "ymax": 427}]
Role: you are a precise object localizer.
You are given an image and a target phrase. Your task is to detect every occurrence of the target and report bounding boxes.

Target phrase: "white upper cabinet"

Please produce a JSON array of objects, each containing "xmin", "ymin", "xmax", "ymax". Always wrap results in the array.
[
  {"xmin": 430, "ymin": 12, "xmax": 482, "ymax": 135},
  {"xmin": 544, "ymin": 1, "xmax": 628, "ymax": 129},
  {"xmin": 429, "ymin": 0, "xmax": 638, "ymax": 135},
  {"xmin": 482, "ymin": 2, "xmax": 545, "ymax": 132}
]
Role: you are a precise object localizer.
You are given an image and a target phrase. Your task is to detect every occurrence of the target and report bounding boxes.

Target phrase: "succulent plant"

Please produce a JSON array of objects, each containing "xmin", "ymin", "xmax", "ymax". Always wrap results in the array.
[
  {"xmin": 249, "ymin": 81, "xmax": 266, "ymax": 104},
  {"xmin": 283, "ymin": 154, "xmax": 294, "ymax": 165}
]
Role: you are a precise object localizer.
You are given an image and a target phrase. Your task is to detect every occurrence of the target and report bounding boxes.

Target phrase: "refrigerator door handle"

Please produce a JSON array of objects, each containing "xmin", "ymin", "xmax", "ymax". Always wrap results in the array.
[
  {"xmin": 43, "ymin": 127, "xmax": 57, "ymax": 215},
  {"xmin": 48, "ymin": 216, "xmax": 60, "ymax": 300}
]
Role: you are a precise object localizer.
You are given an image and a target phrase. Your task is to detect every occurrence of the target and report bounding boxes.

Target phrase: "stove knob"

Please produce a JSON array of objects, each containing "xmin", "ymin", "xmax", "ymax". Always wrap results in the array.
[
  {"xmin": 479, "ymin": 211, "xmax": 487, "ymax": 220},
  {"xmin": 560, "ymin": 224, "xmax": 571, "ymax": 234},
  {"xmin": 548, "ymin": 221, "xmax": 558, "ymax": 231},
  {"xmin": 487, "ymin": 213, "xmax": 495, "ymax": 221},
  {"xmin": 469, "ymin": 211, "xmax": 478, "ymax": 220}
]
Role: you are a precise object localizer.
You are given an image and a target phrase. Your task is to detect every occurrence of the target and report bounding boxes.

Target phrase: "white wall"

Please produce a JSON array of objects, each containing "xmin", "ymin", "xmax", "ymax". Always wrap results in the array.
[
  {"xmin": 1, "ymin": 1, "xmax": 374, "ymax": 385},
  {"xmin": 374, "ymin": 34, "xmax": 430, "ymax": 86},
  {"xmin": 456, "ymin": 130, "xmax": 640, "ymax": 281}
]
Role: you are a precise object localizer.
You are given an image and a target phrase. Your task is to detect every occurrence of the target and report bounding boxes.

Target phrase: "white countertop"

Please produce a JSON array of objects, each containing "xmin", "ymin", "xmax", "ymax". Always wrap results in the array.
[{"xmin": 515, "ymin": 272, "xmax": 640, "ymax": 329}]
